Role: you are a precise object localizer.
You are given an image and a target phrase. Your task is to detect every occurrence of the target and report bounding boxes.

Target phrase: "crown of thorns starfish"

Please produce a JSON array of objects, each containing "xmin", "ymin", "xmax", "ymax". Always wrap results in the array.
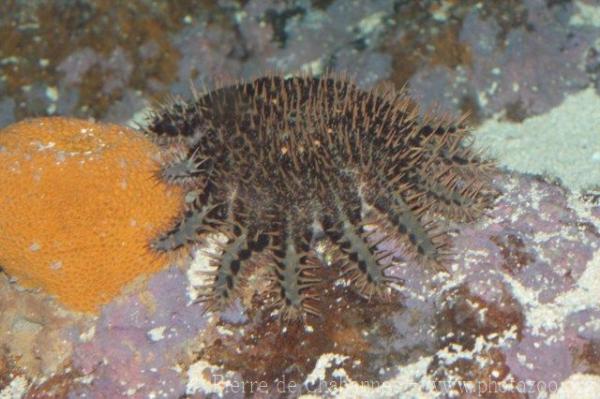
[{"xmin": 144, "ymin": 74, "xmax": 496, "ymax": 321}]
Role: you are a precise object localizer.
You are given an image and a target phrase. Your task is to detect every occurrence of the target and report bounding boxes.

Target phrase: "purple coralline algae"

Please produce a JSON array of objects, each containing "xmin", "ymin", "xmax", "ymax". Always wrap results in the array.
[{"xmin": 69, "ymin": 267, "xmax": 208, "ymax": 398}]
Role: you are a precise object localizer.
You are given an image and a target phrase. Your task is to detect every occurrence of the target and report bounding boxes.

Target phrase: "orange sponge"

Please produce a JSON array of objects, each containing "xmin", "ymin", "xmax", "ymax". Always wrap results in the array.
[{"xmin": 0, "ymin": 117, "xmax": 183, "ymax": 312}]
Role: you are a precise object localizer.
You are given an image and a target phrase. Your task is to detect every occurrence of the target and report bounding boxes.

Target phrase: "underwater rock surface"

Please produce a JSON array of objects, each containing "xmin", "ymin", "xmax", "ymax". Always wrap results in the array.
[
  {"xmin": 1, "ymin": 171, "xmax": 599, "ymax": 398},
  {"xmin": 3, "ymin": 0, "xmax": 600, "ymax": 126},
  {"xmin": 2, "ymin": 0, "xmax": 600, "ymax": 397}
]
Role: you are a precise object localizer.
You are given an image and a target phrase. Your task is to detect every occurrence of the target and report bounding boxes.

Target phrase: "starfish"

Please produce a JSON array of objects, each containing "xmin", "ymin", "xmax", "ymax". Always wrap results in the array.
[{"xmin": 144, "ymin": 74, "xmax": 496, "ymax": 321}]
